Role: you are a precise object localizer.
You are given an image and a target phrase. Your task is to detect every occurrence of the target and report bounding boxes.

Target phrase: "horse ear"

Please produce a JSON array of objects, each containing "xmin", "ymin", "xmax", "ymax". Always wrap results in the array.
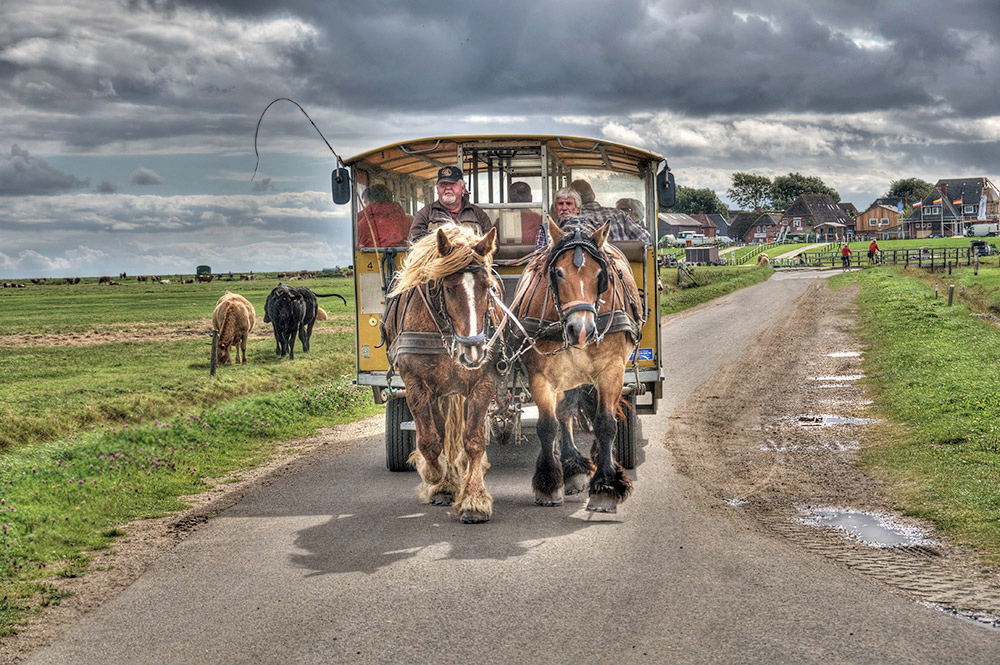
[
  {"xmin": 591, "ymin": 221, "xmax": 611, "ymax": 250},
  {"xmin": 436, "ymin": 228, "xmax": 454, "ymax": 256},
  {"xmin": 548, "ymin": 218, "xmax": 563, "ymax": 245},
  {"xmin": 475, "ymin": 227, "xmax": 497, "ymax": 258}
]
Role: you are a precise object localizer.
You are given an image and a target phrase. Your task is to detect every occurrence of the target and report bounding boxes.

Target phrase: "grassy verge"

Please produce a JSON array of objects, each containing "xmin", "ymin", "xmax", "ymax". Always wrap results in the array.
[
  {"xmin": 660, "ymin": 265, "xmax": 773, "ymax": 315},
  {"xmin": 839, "ymin": 267, "xmax": 1000, "ymax": 561},
  {"xmin": 0, "ymin": 379, "xmax": 379, "ymax": 637}
]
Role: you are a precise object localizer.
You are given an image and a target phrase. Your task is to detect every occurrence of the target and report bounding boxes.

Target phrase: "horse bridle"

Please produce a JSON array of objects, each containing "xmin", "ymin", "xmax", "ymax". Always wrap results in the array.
[
  {"xmin": 417, "ymin": 262, "xmax": 505, "ymax": 362},
  {"xmin": 546, "ymin": 231, "xmax": 611, "ymax": 343}
]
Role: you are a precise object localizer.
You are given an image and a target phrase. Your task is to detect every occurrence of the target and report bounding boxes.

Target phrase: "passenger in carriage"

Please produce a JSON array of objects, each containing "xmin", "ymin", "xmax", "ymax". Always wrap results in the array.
[
  {"xmin": 569, "ymin": 179, "xmax": 651, "ymax": 243},
  {"xmin": 615, "ymin": 197, "xmax": 644, "ymax": 223},
  {"xmin": 408, "ymin": 165, "xmax": 493, "ymax": 243},
  {"xmin": 536, "ymin": 186, "xmax": 583, "ymax": 249},
  {"xmin": 357, "ymin": 183, "xmax": 411, "ymax": 248},
  {"xmin": 508, "ymin": 181, "xmax": 545, "ymax": 250}
]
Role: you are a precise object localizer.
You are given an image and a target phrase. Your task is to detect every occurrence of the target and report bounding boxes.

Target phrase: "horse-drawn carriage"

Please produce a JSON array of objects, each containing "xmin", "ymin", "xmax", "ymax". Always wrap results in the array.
[{"xmin": 345, "ymin": 135, "xmax": 672, "ymax": 487}]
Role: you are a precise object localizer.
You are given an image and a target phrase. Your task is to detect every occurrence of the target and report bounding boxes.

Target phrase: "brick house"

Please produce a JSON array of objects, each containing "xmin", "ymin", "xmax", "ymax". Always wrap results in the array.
[
  {"xmin": 742, "ymin": 212, "xmax": 782, "ymax": 244},
  {"xmin": 903, "ymin": 177, "xmax": 1000, "ymax": 238},
  {"xmin": 689, "ymin": 212, "xmax": 719, "ymax": 238},
  {"xmin": 778, "ymin": 194, "xmax": 854, "ymax": 241}
]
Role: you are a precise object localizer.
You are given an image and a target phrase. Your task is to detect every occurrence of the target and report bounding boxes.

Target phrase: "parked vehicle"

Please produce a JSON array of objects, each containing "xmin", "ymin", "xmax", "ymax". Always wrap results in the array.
[
  {"xmin": 970, "ymin": 240, "xmax": 994, "ymax": 256},
  {"xmin": 967, "ymin": 223, "xmax": 1000, "ymax": 237}
]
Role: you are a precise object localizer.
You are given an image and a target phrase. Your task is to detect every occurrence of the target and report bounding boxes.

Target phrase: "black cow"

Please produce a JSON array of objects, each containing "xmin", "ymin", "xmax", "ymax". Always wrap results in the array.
[
  {"xmin": 291, "ymin": 287, "xmax": 348, "ymax": 353},
  {"xmin": 263, "ymin": 284, "xmax": 306, "ymax": 360}
]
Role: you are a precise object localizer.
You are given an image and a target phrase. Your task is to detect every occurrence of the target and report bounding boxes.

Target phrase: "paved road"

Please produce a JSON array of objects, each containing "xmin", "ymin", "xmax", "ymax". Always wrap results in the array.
[{"xmin": 25, "ymin": 271, "xmax": 1000, "ymax": 664}]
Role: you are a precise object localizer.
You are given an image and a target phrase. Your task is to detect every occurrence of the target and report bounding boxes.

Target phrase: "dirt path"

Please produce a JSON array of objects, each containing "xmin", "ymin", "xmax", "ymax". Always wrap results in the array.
[{"xmin": 666, "ymin": 279, "xmax": 1000, "ymax": 627}]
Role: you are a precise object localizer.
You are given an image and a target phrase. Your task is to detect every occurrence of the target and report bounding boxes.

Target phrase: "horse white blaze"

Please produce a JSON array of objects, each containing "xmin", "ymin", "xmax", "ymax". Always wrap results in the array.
[{"xmin": 461, "ymin": 272, "xmax": 481, "ymax": 338}]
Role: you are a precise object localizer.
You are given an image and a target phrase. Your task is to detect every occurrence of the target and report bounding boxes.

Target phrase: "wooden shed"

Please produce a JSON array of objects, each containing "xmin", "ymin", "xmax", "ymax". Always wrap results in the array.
[{"xmin": 685, "ymin": 246, "xmax": 720, "ymax": 264}]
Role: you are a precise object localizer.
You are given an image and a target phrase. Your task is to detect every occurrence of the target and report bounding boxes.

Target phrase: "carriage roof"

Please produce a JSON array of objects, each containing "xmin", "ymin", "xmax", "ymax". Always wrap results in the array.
[{"xmin": 345, "ymin": 134, "xmax": 665, "ymax": 180}]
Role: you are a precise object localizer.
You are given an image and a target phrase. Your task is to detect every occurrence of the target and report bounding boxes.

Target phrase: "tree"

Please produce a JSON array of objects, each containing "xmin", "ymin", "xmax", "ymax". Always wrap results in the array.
[
  {"xmin": 770, "ymin": 173, "xmax": 840, "ymax": 211},
  {"xmin": 886, "ymin": 178, "xmax": 934, "ymax": 207},
  {"xmin": 727, "ymin": 172, "xmax": 772, "ymax": 210},
  {"xmin": 673, "ymin": 185, "xmax": 728, "ymax": 216}
]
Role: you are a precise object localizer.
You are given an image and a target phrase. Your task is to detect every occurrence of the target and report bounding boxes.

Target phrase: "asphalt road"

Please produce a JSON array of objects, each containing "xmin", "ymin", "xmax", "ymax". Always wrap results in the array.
[{"xmin": 24, "ymin": 270, "xmax": 1000, "ymax": 664}]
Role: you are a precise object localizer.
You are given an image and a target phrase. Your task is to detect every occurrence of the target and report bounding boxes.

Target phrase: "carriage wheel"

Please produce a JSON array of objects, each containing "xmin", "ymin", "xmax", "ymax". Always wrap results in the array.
[
  {"xmin": 615, "ymin": 393, "xmax": 638, "ymax": 469},
  {"xmin": 386, "ymin": 396, "xmax": 415, "ymax": 472}
]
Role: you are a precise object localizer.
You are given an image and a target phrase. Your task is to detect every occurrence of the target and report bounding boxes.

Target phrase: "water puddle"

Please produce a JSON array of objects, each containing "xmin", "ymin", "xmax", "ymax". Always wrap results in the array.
[
  {"xmin": 761, "ymin": 440, "xmax": 860, "ymax": 453},
  {"xmin": 809, "ymin": 374, "xmax": 864, "ymax": 382},
  {"xmin": 799, "ymin": 507, "xmax": 935, "ymax": 549},
  {"xmin": 825, "ymin": 351, "xmax": 861, "ymax": 358},
  {"xmin": 796, "ymin": 414, "xmax": 878, "ymax": 427}
]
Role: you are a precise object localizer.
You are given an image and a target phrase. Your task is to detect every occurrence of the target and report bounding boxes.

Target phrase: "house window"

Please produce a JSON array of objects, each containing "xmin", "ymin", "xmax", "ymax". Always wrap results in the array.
[
  {"xmin": 881, "ymin": 218, "xmax": 889, "ymax": 226},
  {"xmin": 964, "ymin": 205, "xmax": 976, "ymax": 215},
  {"xmin": 793, "ymin": 217, "xmax": 802, "ymax": 229},
  {"xmin": 925, "ymin": 206, "xmax": 941, "ymax": 215}
]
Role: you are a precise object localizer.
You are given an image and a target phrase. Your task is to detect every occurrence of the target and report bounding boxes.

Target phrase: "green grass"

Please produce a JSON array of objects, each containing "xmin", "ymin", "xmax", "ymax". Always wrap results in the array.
[
  {"xmin": 659, "ymin": 264, "xmax": 773, "ymax": 315},
  {"xmin": 839, "ymin": 267, "xmax": 1000, "ymax": 560},
  {"xmin": 0, "ymin": 379, "xmax": 378, "ymax": 636}
]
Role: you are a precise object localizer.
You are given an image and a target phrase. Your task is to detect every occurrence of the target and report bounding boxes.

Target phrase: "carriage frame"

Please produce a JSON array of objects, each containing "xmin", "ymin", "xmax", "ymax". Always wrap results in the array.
[{"xmin": 344, "ymin": 134, "xmax": 673, "ymax": 471}]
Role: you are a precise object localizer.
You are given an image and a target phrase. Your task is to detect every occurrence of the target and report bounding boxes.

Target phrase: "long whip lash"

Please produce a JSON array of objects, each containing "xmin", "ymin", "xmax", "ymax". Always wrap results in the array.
[{"xmin": 251, "ymin": 97, "xmax": 345, "ymax": 181}]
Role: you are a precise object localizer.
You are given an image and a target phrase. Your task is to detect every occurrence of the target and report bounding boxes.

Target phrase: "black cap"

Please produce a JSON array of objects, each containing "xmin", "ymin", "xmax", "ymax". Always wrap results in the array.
[{"xmin": 437, "ymin": 165, "xmax": 464, "ymax": 183}]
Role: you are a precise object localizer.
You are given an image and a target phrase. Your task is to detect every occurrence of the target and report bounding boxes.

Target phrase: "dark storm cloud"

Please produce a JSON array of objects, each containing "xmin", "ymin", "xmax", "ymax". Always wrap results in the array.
[
  {"xmin": 161, "ymin": 0, "xmax": 998, "ymax": 119},
  {"xmin": 0, "ymin": 145, "xmax": 90, "ymax": 196}
]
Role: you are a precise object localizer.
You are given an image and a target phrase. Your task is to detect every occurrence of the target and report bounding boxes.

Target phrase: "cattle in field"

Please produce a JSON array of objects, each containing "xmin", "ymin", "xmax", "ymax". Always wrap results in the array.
[
  {"xmin": 212, "ymin": 291, "xmax": 256, "ymax": 365},
  {"xmin": 264, "ymin": 284, "xmax": 306, "ymax": 359},
  {"xmin": 290, "ymin": 287, "xmax": 348, "ymax": 353},
  {"xmin": 99, "ymin": 276, "xmax": 111, "ymax": 284},
  {"xmin": 160, "ymin": 279, "xmax": 170, "ymax": 284},
  {"xmin": 65, "ymin": 277, "xmax": 81, "ymax": 285},
  {"xmin": 196, "ymin": 273, "xmax": 214, "ymax": 283},
  {"xmin": 137, "ymin": 275, "xmax": 148, "ymax": 282}
]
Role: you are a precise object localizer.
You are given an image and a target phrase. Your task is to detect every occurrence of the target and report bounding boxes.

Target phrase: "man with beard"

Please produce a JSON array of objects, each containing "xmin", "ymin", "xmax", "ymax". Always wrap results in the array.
[{"xmin": 408, "ymin": 165, "xmax": 493, "ymax": 242}]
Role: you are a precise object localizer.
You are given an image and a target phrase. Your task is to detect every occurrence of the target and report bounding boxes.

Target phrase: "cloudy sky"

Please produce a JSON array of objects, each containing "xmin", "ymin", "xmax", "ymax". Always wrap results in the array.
[{"xmin": 2, "ymin": 0, "xmax": 998, "ymax": 278}]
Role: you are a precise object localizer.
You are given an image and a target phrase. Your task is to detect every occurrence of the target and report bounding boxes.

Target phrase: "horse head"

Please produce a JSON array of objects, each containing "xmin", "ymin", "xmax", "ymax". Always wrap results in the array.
[
  {"xmin": 434, "ymin": 226, "xmax": 498, "ymax": 368},
  {"xmin": 546, "ymin": 217, "xmax": 611, "ymax": 348}
]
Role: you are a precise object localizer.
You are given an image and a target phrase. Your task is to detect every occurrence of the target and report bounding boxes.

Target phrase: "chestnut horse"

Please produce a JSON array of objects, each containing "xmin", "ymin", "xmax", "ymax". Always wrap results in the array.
[
  {"xmin": 383, "ymin": 224, "xmax": 502, "ymax": 523},
  {"xmin": 509, "ymin": 216, "xmax": 645, "ymax": 513}
]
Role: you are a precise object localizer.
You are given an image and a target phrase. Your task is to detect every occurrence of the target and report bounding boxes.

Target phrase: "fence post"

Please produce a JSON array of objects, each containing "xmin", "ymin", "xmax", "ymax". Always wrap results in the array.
[
  {"xmin": 210, "ymin": 330, "xmax": 218, "ymax": 377},
  {"xmin": 948, "ymin": 285, "xmax": 955, "ymax": 306},
  {"xmin": 975, "ymin": 254, "xmax": 979, "ymax": 275}
]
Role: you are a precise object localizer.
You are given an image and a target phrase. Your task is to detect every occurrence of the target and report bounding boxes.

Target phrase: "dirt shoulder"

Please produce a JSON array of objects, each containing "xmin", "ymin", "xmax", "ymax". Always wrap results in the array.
[{"xmin": 665, "ymin": 278, "xmax": 1000, "ymax": 627}]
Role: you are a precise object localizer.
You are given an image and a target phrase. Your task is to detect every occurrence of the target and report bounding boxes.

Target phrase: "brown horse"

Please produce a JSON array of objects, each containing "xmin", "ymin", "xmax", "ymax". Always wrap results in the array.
[
  {"xmin": 383, "ymin": 224, "xmax": 502, "ymax": 523},
  {"xmin": 509, "ymin": 216, "xmax": 644, "ymax": 512}
]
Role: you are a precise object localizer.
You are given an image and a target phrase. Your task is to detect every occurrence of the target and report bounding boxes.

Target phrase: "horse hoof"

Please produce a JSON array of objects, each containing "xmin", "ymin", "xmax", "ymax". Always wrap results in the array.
[
  {"xmin": 460, "ymin": 510, "xmax": 490, "ymax": 524},
  {"xmin": 431, "ymin": 492, "xmax": 454, "ymax": 506},
  {"xmin": 534, "ymin": 488, "xmax": 564, "ymax": 506},
  {"xmin": 586, "ymin": 494, "xmax": 618, "ymax": 513},
  {"xmin": 564, "ymin": 474, "xmax": 590, "ymax": 495}
]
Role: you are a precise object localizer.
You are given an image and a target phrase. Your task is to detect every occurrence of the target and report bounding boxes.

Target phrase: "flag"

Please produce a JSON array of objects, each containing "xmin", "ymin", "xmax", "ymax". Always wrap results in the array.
[
  {"xmin": 897, "ymin": 200, "xmax": 903, "ymax": 212},
  {"xmin": 953, "ymin": 197, "xmax": 962, "ymax": 205},
  {"xmin": 912, "ymin": 201, "xmax": 922, "ymax": 208},
  {"xmin": 933, "ymin": 197, "xmax": 942, "ymax": 205}
]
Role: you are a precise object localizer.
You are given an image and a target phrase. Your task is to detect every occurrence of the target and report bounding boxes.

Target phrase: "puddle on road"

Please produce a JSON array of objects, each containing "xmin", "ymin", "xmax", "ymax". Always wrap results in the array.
[
  {"xmin": 799, "ymin": 507, "xmax": 935, "ymax": 549},
  {"xmin": 809, "ymin": 374, "xmax": 864, "ymax": 382},
  {"xmin": 796, "ymin": 414, "xmax": 878, "ymax": 427},
  {"xmin": 761, "ymin": 440, "xmax": 860, "ymax": 453}
]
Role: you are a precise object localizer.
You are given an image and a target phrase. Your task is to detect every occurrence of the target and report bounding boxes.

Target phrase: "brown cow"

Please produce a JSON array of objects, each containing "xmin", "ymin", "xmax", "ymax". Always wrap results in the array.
[{"xmin": 212, "ymin": 292, "xmax": 256, "ymax": 365}]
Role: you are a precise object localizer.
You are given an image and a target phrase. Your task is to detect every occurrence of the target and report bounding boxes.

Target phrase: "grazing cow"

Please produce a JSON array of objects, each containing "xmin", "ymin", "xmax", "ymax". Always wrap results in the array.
[
  {"xmin": 137, "ymin": 275, "xmax": 148, "ymax": 282},
  {"xmin": 263, "ymin": 284, "xmax": 306, "ymax": 360},
  {"xmin": 99, "ymin": 276, "xmax": 111, "ymax": 284},
  {"xmin": 212, "ymin": 292, "xmax": 256, "ymax": 365},
  {"xmin": 757, "ymin": 253, "xmax": 770, "ymax": 267},
  {"xmin": 65, "ymin": 277, "xmax": 81, "ymax": 285}
]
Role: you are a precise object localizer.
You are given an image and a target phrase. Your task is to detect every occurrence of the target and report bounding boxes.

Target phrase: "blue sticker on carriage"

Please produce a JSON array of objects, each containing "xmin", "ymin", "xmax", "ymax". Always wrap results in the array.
[{"xmin": 630, "ymin": 348, "xmax": 653, "ymax": 361}]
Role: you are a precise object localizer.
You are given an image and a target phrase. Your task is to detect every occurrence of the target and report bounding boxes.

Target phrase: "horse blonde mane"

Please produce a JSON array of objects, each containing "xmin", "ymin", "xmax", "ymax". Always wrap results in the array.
[{"xmin": 388, "ymin": 224, "xmax": 494, "ymax": 297}]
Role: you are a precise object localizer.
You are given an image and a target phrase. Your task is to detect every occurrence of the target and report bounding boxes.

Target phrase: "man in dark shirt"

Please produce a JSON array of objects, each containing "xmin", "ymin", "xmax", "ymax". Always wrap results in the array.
[{"xmin": 408, "ymin": 165, "xmax": 493, "ymax": 242}]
